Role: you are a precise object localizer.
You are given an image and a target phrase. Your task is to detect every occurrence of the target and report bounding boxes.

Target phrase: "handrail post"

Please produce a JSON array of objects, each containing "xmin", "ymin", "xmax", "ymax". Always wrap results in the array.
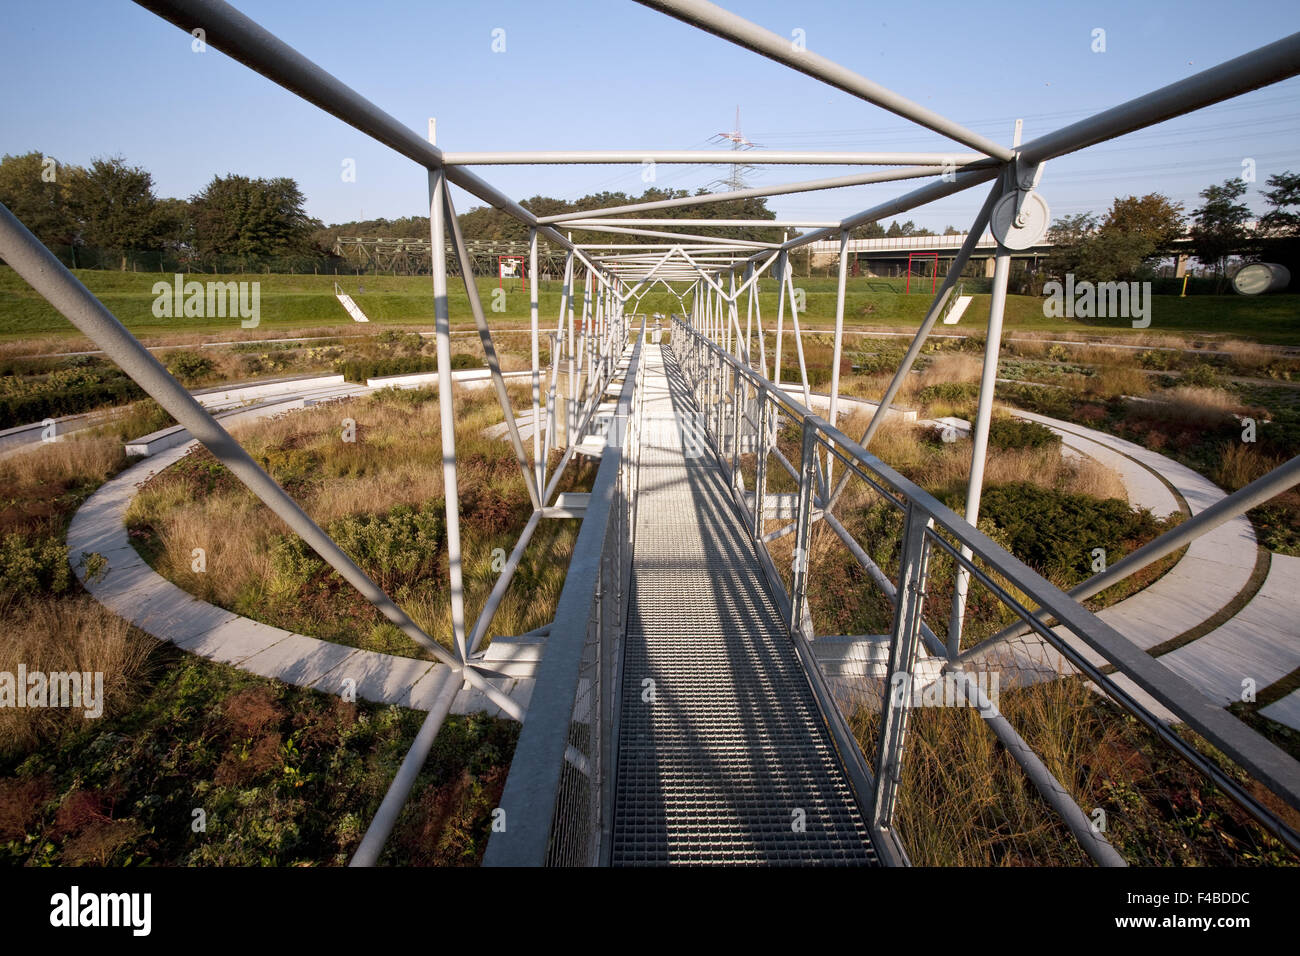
[
  {"xmin": 753, "ymin": 386, "xmax": 770, "ymax": 539},
  {"xmin": 872, "ymin": 502, "xmax": 932, "ymax": 839},
  {"xmin": 789, "ymin": 420, "xmax": 818, "ymax": 636}
]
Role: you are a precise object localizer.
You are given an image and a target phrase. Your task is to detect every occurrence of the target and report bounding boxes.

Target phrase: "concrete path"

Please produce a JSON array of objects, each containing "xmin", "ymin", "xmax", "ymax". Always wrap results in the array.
[
  {"xmin": 66, "ymin": 396, "xmax": 533, "ymax": 716},
  {"xmin": 952, "ymin": 408, "xmax": 1299, "ymax": 732}
]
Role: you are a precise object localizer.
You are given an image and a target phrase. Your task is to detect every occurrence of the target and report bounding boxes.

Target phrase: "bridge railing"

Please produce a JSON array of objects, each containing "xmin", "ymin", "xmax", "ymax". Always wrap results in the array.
[
  {"xmin": 483, "ymin": 322, "xmax": 644, "ymax": 866},
  {"xmin": 670, "ymin": 315, "xmax": 1300, "ymax": 866}
]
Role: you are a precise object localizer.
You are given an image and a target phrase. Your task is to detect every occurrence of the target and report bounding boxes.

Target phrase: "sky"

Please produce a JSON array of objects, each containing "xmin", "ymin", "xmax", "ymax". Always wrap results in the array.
[{"xmin": 2, "ymin": 0, "xmax": 1299, "ymax": 235}]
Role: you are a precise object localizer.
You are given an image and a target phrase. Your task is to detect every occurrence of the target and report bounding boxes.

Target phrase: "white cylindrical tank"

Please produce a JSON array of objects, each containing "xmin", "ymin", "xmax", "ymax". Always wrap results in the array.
[{"xmin": 1233, "ymin": 262, "xmax": 1291, "ymax": 295}]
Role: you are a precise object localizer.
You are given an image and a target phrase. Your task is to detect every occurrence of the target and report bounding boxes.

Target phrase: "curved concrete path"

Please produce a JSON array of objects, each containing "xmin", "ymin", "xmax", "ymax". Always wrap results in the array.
[
  {"xmin": 966, "ymin": 409, "xmax": 1300, "ymax": 731},
  {"xmin": 64, "ymin": 370, "xmax": 1297, "ymax": 732},
  {"xmin": 66, "ymin": 395, "xmax": 532, "ymax": 716}
]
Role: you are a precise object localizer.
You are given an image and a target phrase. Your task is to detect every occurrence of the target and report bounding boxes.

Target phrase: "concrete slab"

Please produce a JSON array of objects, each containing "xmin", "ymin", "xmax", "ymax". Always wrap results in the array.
[
  {"xmin": 1160, "ymin": 554, "xmax": 1300, "ymax": 705},
  {"xmin": 240, "ymin": 634, "xmax": 360, "ymax": 687},
  {"xmin": 1260, "ymin": 690, "xmax": 1300, "ymax": 732},
  {"xmin": 309, "ymin": 647, "xmax": 437, "ymax": 708}
]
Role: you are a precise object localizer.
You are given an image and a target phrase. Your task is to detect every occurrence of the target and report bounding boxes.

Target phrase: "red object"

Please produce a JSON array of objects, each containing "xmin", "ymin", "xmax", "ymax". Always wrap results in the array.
[{"xmin": 905, "ymin": 252, "xmax": 939, "ymax": 294}]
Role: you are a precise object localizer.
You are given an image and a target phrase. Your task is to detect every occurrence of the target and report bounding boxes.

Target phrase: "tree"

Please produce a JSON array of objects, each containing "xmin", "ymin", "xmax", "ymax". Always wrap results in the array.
[
  {"xmin": 849, "ymin": 221, "xmax": 886, "ymax": 240},
  {"xmin": 1259, "ymin": 170, "xmax": 1300, "ymax": 236},
  {"xmin": 0, "ymin": 151, "xmax": 80, "ymax": 250},
  {"xmin": 1044, "ymin": 212, "xmax": 1099, "ymax": 278},
  {"xmin": 190, "ymin": 174, "xmax": 318, "ymax": 260},
  {"xmin": 1102, "ymin": 193, "xmax": 1185, "ymax": 249},
  {"xmin": 65, "ymin": 156, "xmax": 168, "ymax": 269},
  {"xmin": 1189, "ymin": 178, "xmax": 1253, "ymax": 291}
]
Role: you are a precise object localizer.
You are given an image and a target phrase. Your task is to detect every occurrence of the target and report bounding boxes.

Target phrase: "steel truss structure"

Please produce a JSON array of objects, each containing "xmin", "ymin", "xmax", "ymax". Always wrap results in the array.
[
  {"xmin": 2, "ymin": 0, "xmax": 1299, "ymax": 867},
  {"xmin": 332, "ymin": 236, "xmax": 567, "ymax": 277}
]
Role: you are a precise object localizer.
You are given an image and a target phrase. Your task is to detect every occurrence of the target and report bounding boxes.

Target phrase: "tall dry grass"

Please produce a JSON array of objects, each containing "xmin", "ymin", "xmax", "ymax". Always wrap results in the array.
[
  {"xmin": 1137, "ymin": 386, "xmax": 1239, "ymax": 427},
  {"xmin": 126, "ymin": 380, "xmax": 586, "ymax": 656},
  {"xmin": 1214, "ymin": 442, "xmax": 1286, "ymax": 493},
  {"xmin": 846, "ymin": 414, "xmax": 1127, "ymax": 503},
  {"xmin": 917, "ymin": 351, "xmax": 982, "ymax": 389},
  {"xmin": 0, "ymin": 597, "xmax": 156, "ymax": 756}
]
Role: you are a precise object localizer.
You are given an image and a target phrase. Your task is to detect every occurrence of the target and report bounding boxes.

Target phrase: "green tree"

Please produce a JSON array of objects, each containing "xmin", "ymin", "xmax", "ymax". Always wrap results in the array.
[
  {"xmin": 1044, "ymin": 212, "xmax": 1099, "ymax": 278},
  {"xmin": 1189, "ymin": 178, "xmax": 1253, "ymax": 291},
  {"xmin": 65, "ymin": 156, "xmax": 167, "ymax": 270},
  {"xmin": 1259, "ymin": 170, "xmax": 1300, "ymax": 236},
  {"xmin": 190, "ymin": 174, "xmax": 318, "ymax": 261},
  {"xmin": 849, "ymin": 221, "xmax": 886, "ymax": 240},
  {"xmin": 1102, "ymin": 193, "xmax": 1184, "ymax": 249},
  {"xmin": 0, "ymin": 151, "xmax": 79, "ymax": 250}
]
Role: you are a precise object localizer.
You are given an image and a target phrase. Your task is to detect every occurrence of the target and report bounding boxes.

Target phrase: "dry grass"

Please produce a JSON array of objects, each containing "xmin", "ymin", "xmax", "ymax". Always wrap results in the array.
[
  {"xmin": 0, "ymin": 596, "xmax": 156, "ymax": 756},
  {"xmin": 126, "ymin": 380, "xmax": 586, "ymax": 656},
  {"xmin": 0, "ymin": 436, "xmax": 126, "ymax": 488},
  {"xmin": 917, "ymin": 351, "xmax": 982, "ymax": 389},
  {"xmin": 849, "ymin": 414, "xmax": 1127, "ymax": 503},
  {"xmin": 1138, "ymin": 386, "xmax": 1240, "ymax": 427},
  {"xmin": 1214, "ymin": 441, "xmax": 1286, "ymax": 492},
  {"xmin": 0, "ymin": 438, "xmax": 129, "ymax": 537},
  {"xmin": 1218, "ymin": 339, "xmax": 1274, "ymax": 373},
  {"xmin": 1082, "ymin": 365, "xmax": 1149, "ymax": 400}
]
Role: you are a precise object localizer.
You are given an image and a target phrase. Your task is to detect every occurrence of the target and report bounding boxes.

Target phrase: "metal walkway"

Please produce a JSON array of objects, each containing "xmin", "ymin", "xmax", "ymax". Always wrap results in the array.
[{"xmin": 611, "ymin": 343, "xmax": 877, "ymax": 865}]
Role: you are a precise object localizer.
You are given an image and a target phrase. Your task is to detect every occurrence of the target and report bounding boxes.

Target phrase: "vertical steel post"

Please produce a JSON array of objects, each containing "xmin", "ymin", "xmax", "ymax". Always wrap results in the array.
[
  {"xmin": 773, "ymin": 250, "xmax": 787, "ymax": 390},
  {"xmin": 828, "ymin": 228, "xmax": 849, "ymax": 485},
  {"xmin": 753, "ymin": 387, "xmax": 770, "ymax": 538},
  {"xmin": 947, "ymin": 243, "xmax": 1012, "ymax": 654},
  {"xmin": 528, "ymin": 229, "xmax": 543, "ymax": 496},
  {"xmin": 873, "ymin": 502, "xmax": 932, "ymax": 835},
  {"xmin": 789, "ymin": 421, "xmax": 818, "ymax": 636},
  {"xmin": 429, "ymin": 169, "xmax": 468, "ymax": 662}
]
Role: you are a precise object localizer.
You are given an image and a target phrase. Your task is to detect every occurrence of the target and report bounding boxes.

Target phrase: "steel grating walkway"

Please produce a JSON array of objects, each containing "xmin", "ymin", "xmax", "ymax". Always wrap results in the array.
[{"xmin": 610, "ymin": 344, "xmax": 877, "ymax": 866}]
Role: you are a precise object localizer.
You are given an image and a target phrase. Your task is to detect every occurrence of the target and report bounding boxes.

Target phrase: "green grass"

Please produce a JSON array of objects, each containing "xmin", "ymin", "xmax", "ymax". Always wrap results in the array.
[{"xmin": 3, "ymin": 266, "xmax": 1297, "ymax": 343}]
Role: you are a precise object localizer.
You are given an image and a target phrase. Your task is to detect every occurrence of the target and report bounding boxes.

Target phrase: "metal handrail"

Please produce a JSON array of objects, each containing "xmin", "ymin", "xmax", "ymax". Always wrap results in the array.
[
  {"xmin": 484, "ymin": 319, "xmax": 644, "ymax": 866},
  {"xmin": 671, "ymin": 315, "xmax": 1300, "ymax": 860}
]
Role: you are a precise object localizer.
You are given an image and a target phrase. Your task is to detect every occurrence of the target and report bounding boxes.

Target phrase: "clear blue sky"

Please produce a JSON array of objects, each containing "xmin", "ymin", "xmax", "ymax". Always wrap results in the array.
[{"xmin": 2, "ymin": 0, "xmax": 1298, "ymax": 233}]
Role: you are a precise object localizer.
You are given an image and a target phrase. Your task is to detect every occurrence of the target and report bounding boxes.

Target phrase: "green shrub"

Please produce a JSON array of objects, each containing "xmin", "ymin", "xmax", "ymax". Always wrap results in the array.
[
  {"xmin": 988, "ymin": 418, "xmax": 1060, "ymax": 451},
  {"xmin": 165, "ymin": 350, "xmax": 214, "ymax": 385},
  {"xmin": 0, "ymin": 380, "xmax": 146, "ymax": 428},
  {"xmin": 1180, "ymin": 362, "xmax": 1224, "ymax": 388},
  {"xmin": 271, "ymin": 502, "xmax": 447, "ymax": 594},
  {"xmin": 0, "ymin": 533, "xmax": 71, "ymax": 599},
  {"xmin": 341, "ymin": 355, "xmax": 441, "ymax": 383},
  {"xmin": 977, "ymin": 483, "xmax": 1164, "ymax": 583},
  {"xmin": 1137, "ymin": 349, "xmax": 1178, "ymax": 371},
  {"xmin": 780, "ymin": 364, "xmax": 831, "ymax": 387},
  {"xmin": 919, "ymin": 381, "xmax": 979, "ymax": 404}
]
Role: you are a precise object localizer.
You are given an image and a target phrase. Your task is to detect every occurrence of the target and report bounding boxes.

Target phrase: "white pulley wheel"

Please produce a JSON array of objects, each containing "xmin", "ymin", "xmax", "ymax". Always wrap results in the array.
[{"xmin": 990, "ymin": 191, "xmax": 1050, "ymax": 250}]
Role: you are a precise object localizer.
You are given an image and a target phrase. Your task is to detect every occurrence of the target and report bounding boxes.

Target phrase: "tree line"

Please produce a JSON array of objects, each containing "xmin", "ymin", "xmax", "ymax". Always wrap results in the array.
[
  {"xmin": 1045, "ymin": 172, "xmax": 1300, "ymax": 292},
  {"xmin": 0, "ymin": 150, "xmax": 787, "ymax": 273},
  {"xmin": 4, "ymin": 148, "xmax": 1295, "ymax": 288}
]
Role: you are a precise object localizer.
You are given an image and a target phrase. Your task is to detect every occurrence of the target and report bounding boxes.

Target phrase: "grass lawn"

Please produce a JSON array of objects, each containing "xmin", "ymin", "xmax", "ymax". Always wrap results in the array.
[{"xmin": 2, "ymin": 267, "xmax": 1297, "ymax": 344}]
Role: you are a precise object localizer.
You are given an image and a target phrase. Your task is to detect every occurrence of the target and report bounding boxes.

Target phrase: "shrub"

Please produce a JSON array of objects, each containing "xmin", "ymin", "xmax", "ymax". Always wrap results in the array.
[
  {"xmin": 0, "ymin": 532, "xmax": 71, "ymax": 599},
  {"xmin": 272, "ymin": 502, "xmax": 447, "ymax": 594},
  {"xmin": 977, "ymin": 483, "xmax": 1164, "ymax": 583},
  {"xmin": 1180, "ymin": 362, "xmax": 1224, "ymax": 389},
  {"xmin": 341, "ymin": 355, "xmax": 440, "ymax": 383},
  {"xmin": 988, "ymin": 418, "xmax": 1060, "ymax": 451},
  {"xmin": 165, "ymin": 350, "xmax": 215, "ymax": 385},
  {"xmin": 918, "ymin": 381, "xmax": 980, "ymax": 404},
  {"xmin": 0, "ymin": 380, "xmax": 146, "ymax": 429}
]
